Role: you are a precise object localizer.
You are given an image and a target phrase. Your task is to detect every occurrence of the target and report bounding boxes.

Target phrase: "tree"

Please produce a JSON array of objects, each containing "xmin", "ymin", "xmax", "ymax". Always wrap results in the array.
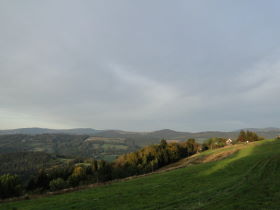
[
  {"xmin": 92, "ymin": 160, "xmax": 98, "ymax": 172},
  {"xmin": 0, "ymin": 174, "xmax": 22, "ymax": 198},
  {"xmin": 204, "ymin": 138, "xmax": 215, "ymax": 150},
  {"xmin": 34, "ymin": 169, "xmax": 49, "ymax": 190},
  {"xmin": 97, "ymin": 161, "xmax": 112, "ymax": 182},
  {"xmin": 160, "ymin": 139, "xmax": 167, "ymax": 148},
  {"xmin": 186, "ymin": 138, "xmax": 196, "ymax": 154},
  {"xmin": 237, "ymin": 130, "xmax": 262, "ymax": 142},
  {"xmin": 72, "ymin": 166, "xmax": 86, "ymax": 178},
  {"xmin": 237, "ymin": 130, "xmax": 246, "ymax": 142}
]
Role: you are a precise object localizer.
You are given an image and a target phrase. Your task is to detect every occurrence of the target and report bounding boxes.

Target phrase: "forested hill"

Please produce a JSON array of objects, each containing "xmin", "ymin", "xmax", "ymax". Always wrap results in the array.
[{"xmin": 0, "ymin": 134, "xmax": 139, "ymax": 160}]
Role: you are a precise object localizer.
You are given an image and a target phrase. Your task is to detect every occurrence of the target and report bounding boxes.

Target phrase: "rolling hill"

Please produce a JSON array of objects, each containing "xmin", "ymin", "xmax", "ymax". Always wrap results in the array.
[
  {"xmin": 2, "ymin": 138, "xmax": 280, "ymax": 209},
  {"xmin": 0, "ymin": 128, "xmax": 101, "ymax": 135},
  {"xmin": 1, "ymin": 127, "xmax": 280, "ymax": 145}
]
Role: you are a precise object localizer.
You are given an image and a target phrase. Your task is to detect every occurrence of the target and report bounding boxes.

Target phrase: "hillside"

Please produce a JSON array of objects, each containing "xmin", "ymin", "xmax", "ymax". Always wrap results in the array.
[
  {"xmin": 0, "ymin": 152, "xmax": 63, "ymax": 182},
  {"xmin": 2, "ymin": 139, "xmax": 280, "ymax": 209},
  {"xmin": 0, "ymin": 134, "xmax": 139, "ymax": 160}
]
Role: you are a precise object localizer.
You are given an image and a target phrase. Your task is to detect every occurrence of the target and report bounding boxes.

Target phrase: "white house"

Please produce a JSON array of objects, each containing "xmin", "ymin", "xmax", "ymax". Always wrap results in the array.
[{"xmin": 226, "ymin": 138, "xmax": 233, "ymax": 145}]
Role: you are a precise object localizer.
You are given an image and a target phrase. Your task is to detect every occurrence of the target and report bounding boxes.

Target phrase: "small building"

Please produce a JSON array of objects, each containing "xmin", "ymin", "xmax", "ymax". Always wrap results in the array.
[{"xmin": 226, "ymin": 138, "xmax": 233, "ymax": 145}]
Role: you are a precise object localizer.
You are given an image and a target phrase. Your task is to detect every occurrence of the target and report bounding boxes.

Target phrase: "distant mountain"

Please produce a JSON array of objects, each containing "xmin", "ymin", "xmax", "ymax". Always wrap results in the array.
[
  {"xmin": 95, "ymin": 130, "xmax": 140, "ymax": 137},
  {"xmin": 149, "ymin": 129, "xmax": 192, "ymax": 138},
  {"xmin": 239, "ymin": 127, "xmax": 280, "ymax": 132},
  {"xmin": 0, "ymin": 127, "xmax": 279, "ymax": 145},
  {"xmin": 95, "ymin": 128, "xmax": 280, "ymax": 144},
  {"xmin": 0, "ymin": 127, "xmax": 101, "ymax": 135}
]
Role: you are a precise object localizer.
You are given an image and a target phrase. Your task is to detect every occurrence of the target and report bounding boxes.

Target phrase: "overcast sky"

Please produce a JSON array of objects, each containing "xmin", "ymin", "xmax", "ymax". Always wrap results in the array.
[{"xmin": 0, "ymin": 0, "xmax": 280, "ymax": 131}]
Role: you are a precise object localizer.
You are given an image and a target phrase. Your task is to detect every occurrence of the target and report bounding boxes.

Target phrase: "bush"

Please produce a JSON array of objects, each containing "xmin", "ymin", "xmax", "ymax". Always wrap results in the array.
[
  {"xmin": 49, "ymin": 178, "xmax": 67, "ymax": 191},
  {"xmin": 203, "ymin": 138, "xmax": 226, "ymax": 150}
]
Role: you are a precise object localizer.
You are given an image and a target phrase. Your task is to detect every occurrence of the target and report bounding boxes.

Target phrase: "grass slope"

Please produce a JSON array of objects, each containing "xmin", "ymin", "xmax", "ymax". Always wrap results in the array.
[{"xmin": 2, "ymin": 139, "xmax": 280, "ymax": 209}]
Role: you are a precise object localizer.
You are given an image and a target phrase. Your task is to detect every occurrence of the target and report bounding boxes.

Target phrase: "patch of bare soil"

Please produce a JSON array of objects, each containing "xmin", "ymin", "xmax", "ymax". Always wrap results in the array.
[
  {"xmin": 200, "ymin": 149, "xmax": 238, "ymax": 163},
  {"xmin": 157, "ymin": 148, "xmax": 239, "ymax": 173}
]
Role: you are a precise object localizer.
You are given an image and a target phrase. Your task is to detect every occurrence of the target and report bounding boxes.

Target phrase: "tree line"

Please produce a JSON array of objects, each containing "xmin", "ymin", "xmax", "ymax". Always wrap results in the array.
[{"xmin": 237, "ymin": 130, "xmax": 264, "ymax": 142}]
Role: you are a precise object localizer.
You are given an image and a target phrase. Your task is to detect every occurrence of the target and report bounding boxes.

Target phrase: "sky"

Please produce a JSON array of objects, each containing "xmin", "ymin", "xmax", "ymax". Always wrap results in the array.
[{"xmin": 0, "ymin": 0, "xmax": 280, "ymax": 131}]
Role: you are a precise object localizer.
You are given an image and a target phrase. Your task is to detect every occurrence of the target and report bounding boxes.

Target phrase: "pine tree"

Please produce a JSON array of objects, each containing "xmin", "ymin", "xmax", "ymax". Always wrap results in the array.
[{"xmin": 237, "ymin": 130, "xmax": 246, "ymax": 142}]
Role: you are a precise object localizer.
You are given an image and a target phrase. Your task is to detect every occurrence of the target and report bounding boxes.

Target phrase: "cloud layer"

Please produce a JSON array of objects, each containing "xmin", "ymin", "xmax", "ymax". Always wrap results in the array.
[{"xmin": 1, "ymin": 0, "xmax": 280, "ymax": 131}]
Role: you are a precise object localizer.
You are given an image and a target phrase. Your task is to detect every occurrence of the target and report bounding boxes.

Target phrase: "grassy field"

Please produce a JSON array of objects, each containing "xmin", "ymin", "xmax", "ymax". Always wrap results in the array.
[
  {"xmin": 2, "ymin": 139, "xmax": 280, "ymax": 209},
  {"xmin": 100, "ymin": 154, "xmax": 118, "ymax": 162}
]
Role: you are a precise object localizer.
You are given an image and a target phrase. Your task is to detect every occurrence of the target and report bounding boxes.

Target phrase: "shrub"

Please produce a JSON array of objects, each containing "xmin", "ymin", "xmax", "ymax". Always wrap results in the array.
[
  {"xmin": 49, "ymin": 178, "xmax": 67, "ymax": 191},
  {"xmin": 203, "ymin": 138, "xmax": 226, "ymax": 150}
]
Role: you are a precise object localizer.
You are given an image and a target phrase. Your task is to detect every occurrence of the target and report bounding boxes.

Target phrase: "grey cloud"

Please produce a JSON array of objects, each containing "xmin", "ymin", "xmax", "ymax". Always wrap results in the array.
[{"xmin": 0, "ymin": 0, "xmax": 280, "ymax": 131}]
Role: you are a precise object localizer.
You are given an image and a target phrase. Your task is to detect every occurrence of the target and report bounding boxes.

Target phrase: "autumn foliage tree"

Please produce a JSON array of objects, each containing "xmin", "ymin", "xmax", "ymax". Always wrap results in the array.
[{"xmin": 113, "ymin": 139, "xmax": 200, "ymax": 177}]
